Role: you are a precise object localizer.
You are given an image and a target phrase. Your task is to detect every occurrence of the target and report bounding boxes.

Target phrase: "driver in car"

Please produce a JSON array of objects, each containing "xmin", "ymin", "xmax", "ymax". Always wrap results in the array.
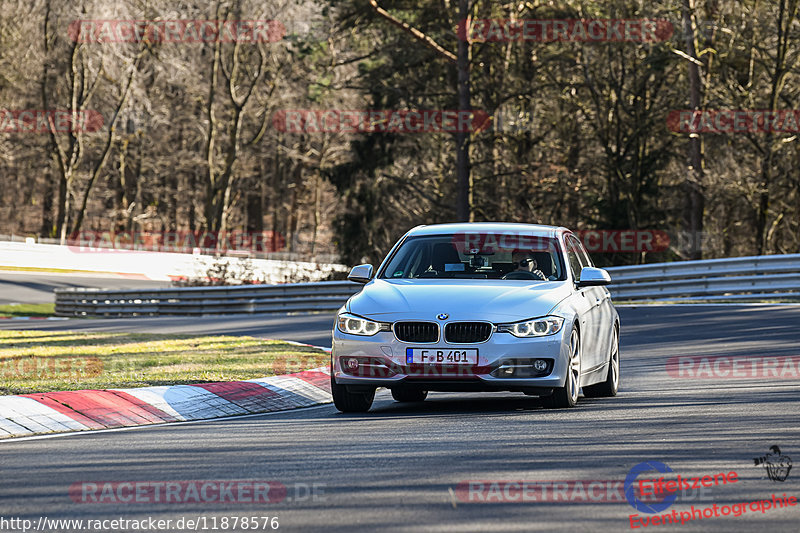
[{"xmin": 512, "ymin": 251, "xmax": 547, "ymax": 281}]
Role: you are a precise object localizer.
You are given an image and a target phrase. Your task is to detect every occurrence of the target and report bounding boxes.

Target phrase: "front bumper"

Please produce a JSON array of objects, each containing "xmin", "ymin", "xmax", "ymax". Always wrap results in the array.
[{"xmin": 331, "ymin": 322, "xmax": 572, "ymax": 393}]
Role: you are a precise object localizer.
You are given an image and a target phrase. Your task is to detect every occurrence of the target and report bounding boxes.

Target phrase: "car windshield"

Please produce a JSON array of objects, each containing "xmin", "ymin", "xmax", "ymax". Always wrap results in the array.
[{"xmin": 379, "ymin": 234, "xmax": 565, "ymax": 281}]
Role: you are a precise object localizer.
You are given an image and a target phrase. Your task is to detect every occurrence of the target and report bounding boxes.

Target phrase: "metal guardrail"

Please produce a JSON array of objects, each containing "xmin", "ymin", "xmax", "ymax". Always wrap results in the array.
[
  {"xmin": 55, "ymin": 282, "xmax": 362, "ymax": 317},
  {"xmin": 54, "ymin": 254, "xmax": 800, "ymax": 316},
  {"xmin": 605, "ymin": 254, "xmax": 800, "ymax": 302}
]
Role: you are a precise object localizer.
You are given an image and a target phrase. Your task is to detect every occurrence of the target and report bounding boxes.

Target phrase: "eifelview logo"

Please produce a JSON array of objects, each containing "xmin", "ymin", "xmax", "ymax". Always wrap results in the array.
[
  {"xmin": 625, "ymin": 461, "xmax": 677, "ymax": 514},
  {"xmin": 753, "ymin": 446, "xmax": 792, "ymax": 482}
]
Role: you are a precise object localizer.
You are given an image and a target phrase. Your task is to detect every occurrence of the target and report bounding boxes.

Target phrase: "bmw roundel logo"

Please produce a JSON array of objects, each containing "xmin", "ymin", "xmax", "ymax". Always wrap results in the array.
[{"xmin": 437, "ymin": 313, "xmax": 449, "ymax": 320}]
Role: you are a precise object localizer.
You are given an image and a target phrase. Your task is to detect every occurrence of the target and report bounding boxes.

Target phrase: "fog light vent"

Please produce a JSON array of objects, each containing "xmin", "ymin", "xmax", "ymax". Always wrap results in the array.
[{"xmin": 490, "ymin": 359, "xmax": 553, "ymax": 378}]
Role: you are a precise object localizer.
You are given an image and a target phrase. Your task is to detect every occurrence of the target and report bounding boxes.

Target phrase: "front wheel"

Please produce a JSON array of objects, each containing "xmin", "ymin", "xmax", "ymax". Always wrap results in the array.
[
  {"xmin": 583, "ymin": 326, "xmax": 619, "ymax": 398},
  {"xmin": 542, "ymin": 327, "xmax": 581, "ymax": 409},
  {"xmin": 331, "ymin": 375, "xmax": 375, "ymax": 412}
]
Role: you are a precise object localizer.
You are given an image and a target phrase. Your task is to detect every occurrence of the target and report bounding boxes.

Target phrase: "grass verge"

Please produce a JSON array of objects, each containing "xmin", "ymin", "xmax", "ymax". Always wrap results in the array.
[
  {"xmin": 0, "ymin": 330, "xmax": 328, "ymax": 395},
  {"xmin": 0, "ymin": 303, "xmax": 56, "ymax": 318}
]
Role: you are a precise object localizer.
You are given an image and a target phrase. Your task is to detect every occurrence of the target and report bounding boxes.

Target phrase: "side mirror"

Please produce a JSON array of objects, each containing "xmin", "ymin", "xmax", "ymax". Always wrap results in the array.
[
  {"xmin": 577, "ymin": 266, "xmax": 611, "ymax": 287},
  {"xmin": 347, "ymin": 264, "xmax": 374, "ymax": 284}
]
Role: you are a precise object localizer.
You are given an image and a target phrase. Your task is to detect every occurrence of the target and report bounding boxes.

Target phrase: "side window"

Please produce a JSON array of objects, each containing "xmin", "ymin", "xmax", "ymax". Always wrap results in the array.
[
  {"xmin": 571, "ymin": 236, "xmax": 594, "ymax": 268},
  {"xmin": 565, "ymin": 238, "xmax": 583, "ymax": 280}
]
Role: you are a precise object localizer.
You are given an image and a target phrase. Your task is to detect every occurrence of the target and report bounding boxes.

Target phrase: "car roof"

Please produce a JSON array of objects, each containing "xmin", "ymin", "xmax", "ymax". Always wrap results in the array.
[{"xmin": 406, "ymin": 222, "xmax": 568, "ymax": 238}]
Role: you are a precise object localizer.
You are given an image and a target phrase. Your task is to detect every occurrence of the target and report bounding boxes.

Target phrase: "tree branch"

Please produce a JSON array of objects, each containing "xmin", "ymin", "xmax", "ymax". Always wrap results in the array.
[{"xmin": 367, "ymin": 0, "xmax": 456, "ymax": 63}]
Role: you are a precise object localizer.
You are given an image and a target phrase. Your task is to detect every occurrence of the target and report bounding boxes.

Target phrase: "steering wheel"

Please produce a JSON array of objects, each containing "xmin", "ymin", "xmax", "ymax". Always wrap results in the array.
[{"xmin": 502, "ymin": 270, "xmax": 541, "ymax": 280}]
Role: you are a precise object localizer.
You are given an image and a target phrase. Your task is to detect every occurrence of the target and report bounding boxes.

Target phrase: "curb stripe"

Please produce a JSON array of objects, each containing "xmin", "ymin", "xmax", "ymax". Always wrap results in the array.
[
  {"xmin": 245, "ymin": 377, "xmax": 322, "ymax": 407},
  {"xmin": 2, "ymin": 366, "xmax": 332, "ymax": 440},
  {"xmin": 108, "ymin": 390, "xmax": 179, "ymax": 423},
  {"xmin": 291, "ymin": 369, "xmax": 331, "ymax": 391},
  {"xmin": 0, "ymin": 417, "xmax": 32, "ymax": 436},
  {"xmin": 21, "ymin": 394, "xmax": 107, "ymax": 430},
  {"xmin": 111, "ymin": 386, "xmax": 187, "ymax": 422},
  {"xmin": 256, "ymin": 375, "xmax": 330, "ymax": 403},
  {"xmin": 191, "ymin": 381, "xmax": 283, "ymax": 413},
  {"xmin": 22, "ymin": 390, "xmax": 174, "ymax": 428},
  {"xmin": 154, "ymin": 384, "xmax": 248, "ymax": 419},
  {"xmin": 0, "ymin": 396, "xmax": 89, "ymax": 433}
]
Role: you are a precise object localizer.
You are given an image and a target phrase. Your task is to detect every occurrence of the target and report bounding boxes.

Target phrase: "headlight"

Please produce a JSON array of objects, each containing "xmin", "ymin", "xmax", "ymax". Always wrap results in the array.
[
  {"xmin": 497, "ymin": 316, "xmax": 565, "ymax": 337},
  {"xmin": 337, "ymin": 313, "xmax": 386, "ymax": 336}
]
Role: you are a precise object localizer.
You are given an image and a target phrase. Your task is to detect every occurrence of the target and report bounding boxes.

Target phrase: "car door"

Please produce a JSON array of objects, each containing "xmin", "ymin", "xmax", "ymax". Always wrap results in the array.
[
  {"xmin": 570, "ymin": 235, "xmax": 612, "ymax": 364},
  {"xmin": 563, "ymin": 235, "xmax": 601, "ymax": 373}
]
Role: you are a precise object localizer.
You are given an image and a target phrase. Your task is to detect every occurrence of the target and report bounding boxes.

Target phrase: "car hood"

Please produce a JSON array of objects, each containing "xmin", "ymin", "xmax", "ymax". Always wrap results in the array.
[{"xmin": 347, "ymin": 279, "xmax": 572, "ymax": 321}]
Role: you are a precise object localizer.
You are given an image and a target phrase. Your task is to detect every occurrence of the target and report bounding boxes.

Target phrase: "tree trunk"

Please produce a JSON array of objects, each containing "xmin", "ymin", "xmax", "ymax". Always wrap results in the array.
[
  {"xmin": 756, "ymin": 0, "xmax": 797, "ymax": 254},
  {"xmin": 40, "ymin": 172, "xmax": 54, "ymax": 237},
  {"xmin": 682, "ymin": 0, "xmax": 705, "ymax": 260},
  {"xmin": 455, "ymin": 0, "xmax": 472, "ymax": 222}
]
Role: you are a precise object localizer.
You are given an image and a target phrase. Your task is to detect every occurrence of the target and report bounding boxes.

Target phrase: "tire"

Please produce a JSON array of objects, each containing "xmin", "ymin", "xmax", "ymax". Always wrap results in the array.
[
  {"xmin": 331, "ymin": 374, "xmax": 375, "ymax": 412},
  {"xmin": 542, "ymin": 327, "xmax": 581, "ymax": 409},
  {"xmin": 583, "ymin": 326, "xmax": 620, "ymax": 398},
  {"xmin": 391, "ymin": 387, "xmax": 428, "ymax": 403}
]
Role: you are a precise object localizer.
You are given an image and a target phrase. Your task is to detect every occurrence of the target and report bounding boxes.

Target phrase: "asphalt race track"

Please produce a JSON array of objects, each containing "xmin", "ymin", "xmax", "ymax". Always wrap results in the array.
[
  {"xmin": 0, "ymin": 271, "xmax": 170, "ymax": 305},
  {"xmin": 0, "ymin": 313, "xmax": 337, "ymax": 347},
  {"xmin": 1, "ymin": 305, "xmax": 799, "ymax": 531}
]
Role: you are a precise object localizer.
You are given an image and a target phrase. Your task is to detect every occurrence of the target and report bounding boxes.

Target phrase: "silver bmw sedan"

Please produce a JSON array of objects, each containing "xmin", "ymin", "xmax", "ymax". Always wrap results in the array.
[{"xmin": 330, "ymin": 223, "xmax": 620, "ymax": 412}]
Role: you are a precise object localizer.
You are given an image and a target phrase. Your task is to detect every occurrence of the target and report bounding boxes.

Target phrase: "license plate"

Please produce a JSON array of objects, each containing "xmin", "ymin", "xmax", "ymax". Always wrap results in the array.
[{"xmin": 406, "ymin": 348, "xmax": 478, "ymax": 365}]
